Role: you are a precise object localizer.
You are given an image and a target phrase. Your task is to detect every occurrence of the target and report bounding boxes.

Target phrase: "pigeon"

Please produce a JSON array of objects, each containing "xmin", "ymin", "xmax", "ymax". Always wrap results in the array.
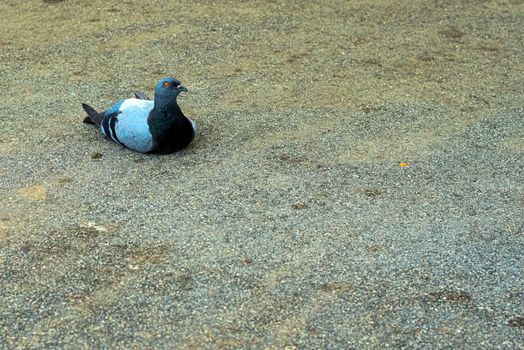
[{"xmin": 82, "ymin": 77, "xmax": 196, "ymax": 154}]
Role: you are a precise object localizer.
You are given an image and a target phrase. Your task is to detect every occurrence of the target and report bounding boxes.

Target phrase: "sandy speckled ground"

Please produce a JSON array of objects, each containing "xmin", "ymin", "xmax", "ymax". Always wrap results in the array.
[{"xmin": 1, "ymin": 0, "xmax": 523, "ymax": 348}]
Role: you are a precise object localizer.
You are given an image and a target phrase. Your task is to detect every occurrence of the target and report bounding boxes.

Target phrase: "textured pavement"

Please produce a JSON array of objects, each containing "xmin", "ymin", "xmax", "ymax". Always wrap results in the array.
[{"xmin": 0, "ymin": 0, "xmax": 523, "ymax": 348}]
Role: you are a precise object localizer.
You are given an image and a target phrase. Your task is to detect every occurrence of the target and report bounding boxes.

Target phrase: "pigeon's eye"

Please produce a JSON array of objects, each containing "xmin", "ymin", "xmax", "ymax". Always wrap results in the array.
[{"xmin": 163, "ymin": 82, "xmax": 170, "ymax": 88}]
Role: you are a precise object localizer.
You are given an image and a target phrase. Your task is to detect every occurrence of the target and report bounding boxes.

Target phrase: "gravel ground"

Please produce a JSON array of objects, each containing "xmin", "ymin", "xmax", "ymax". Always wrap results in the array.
[{"xmin": 1, "ymin": 0, "xmax": 523, "ymax": 348}]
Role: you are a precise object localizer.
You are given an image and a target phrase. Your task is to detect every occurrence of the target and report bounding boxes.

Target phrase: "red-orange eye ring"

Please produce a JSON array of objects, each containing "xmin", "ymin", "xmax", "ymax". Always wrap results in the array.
[{"xmin": 163, "ymin": 81, "xmax": 170, "ymax": 87}]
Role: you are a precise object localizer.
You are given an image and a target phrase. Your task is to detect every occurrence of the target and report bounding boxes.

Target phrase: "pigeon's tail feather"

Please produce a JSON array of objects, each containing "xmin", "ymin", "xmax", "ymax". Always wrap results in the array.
[
  {"xmin": 134, "ymin": 91, "xmax": 150, "ymax": 100},
  {"xmin": 82, "ymin": 103, "xmax": 104, "ymax": 126}
]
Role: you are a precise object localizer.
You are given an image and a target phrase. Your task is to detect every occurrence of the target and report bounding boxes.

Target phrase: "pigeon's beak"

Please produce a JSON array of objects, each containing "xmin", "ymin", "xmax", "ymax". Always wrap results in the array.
[{"xmin": 177, "ymin": 86, "xmax": 189, "ymax": 93}]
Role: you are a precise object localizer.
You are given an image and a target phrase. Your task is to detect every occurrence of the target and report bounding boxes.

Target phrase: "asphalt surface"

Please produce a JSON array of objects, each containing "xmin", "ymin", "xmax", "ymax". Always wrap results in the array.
[{"xmin": 0, "ymin": 0, "xmax": 523, "ymax": 348}]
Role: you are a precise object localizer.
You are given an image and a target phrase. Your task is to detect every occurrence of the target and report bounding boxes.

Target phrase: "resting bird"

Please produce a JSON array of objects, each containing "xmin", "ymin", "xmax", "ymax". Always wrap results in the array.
[{"xmin": 82, "ymin": 77, "xmax": 196, "ymax": 154}]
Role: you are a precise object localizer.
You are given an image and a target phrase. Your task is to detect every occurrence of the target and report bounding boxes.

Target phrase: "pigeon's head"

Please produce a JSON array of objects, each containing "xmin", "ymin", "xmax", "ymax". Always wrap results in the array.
[{"xmin": 154, "ymin": 77, "xmax": 188, "ymax": 102}]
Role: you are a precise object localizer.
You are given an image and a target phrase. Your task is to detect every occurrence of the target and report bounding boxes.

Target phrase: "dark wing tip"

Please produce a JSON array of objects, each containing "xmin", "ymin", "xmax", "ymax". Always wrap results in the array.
[{"xmin": 134, "ymin": 91, "xmax": 151, "ymax": 100}]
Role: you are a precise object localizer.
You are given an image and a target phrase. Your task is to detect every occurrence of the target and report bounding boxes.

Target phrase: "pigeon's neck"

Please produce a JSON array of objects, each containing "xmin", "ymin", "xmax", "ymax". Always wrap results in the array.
[
  {"xmin": 148, "ymin": 99, "xmax": 184, "ymax": 134},
  {"xmin": 153, "ymin": 96, "xmax": 181, "ymax": 113}
]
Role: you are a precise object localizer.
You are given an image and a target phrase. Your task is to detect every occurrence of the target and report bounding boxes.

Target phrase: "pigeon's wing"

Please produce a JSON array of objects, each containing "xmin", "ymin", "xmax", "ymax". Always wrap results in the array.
[
  {"xmin": 100, "ymin": 99, "xmax": 155, "ymax": 153},
  {"xmin": 103, "ymin": 99, "xmax": 126, "ymax": 117},
  {"xmin": 97, "ymin": 99, "xmax": 126, "ymax": 145},
  {"xmin": 134, "ymin": 91, "xmax": 151, "ymax": 100}
]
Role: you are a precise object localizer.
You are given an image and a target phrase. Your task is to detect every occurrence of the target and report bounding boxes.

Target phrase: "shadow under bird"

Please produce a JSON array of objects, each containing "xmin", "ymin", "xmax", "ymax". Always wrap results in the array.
[{"xmin": 82, "ymin": 77, "xmax": 196, "ymax": 154}]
